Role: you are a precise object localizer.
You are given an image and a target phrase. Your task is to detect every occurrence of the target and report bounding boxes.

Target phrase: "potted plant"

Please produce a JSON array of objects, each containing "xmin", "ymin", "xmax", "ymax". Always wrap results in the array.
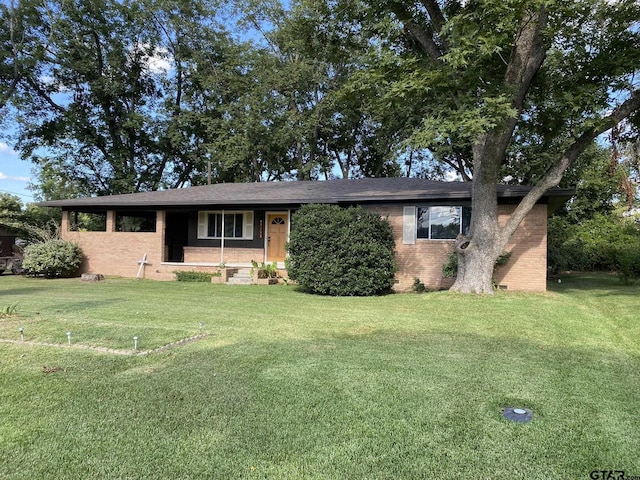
[{"xmin": 251, "ymin": 261, "xmax": 279, "ymax": 285}]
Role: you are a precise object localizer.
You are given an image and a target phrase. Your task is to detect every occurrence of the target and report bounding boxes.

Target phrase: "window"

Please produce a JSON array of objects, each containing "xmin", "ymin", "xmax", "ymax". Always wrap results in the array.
[
  {"xmin": 116, "ymin": 211, "xmax": 156, "ymax": 232},
  {"xmin": 416, "ymin": 206, "xmax": 471, "ymax": 240},
  {"xmin": 197, "ymin": 211, "xmax": 254, "ymax": 239},
  {"xmin": 69, "ymin": 211, "xmax": 107, "ymax": 232}
]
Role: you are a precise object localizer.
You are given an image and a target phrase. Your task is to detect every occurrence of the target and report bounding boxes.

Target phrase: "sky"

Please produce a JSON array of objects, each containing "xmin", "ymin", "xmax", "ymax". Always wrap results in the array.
[{"xmin": 0, "ymin": 141, "xmax": 36, "ymax": 204}]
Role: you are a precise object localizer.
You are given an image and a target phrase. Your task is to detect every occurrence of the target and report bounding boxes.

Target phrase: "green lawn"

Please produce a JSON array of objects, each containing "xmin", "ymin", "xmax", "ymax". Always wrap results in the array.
[{"xmin": 0, "ymin": 274, "xmax": 638, "ymax": 479}]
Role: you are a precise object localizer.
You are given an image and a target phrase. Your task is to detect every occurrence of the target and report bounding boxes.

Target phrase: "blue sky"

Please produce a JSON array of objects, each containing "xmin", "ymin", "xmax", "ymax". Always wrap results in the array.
[{"xmin": 0, "ymin": 141, "xmax": 36, "ymax": 204}]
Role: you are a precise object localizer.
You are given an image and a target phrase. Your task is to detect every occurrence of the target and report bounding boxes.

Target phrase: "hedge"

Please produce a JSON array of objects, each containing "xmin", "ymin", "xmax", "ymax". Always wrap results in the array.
[{"xmin": 286, "ymin": 204, "xmax": 396, "ymax": 296}]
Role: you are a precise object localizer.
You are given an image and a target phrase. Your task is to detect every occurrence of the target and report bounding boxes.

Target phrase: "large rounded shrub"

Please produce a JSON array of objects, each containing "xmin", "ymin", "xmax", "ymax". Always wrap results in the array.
[
  {"xmin": 548, "ymin": 213, "xmax": 640, "ymax": 283},
  {"xmin": 23, "ymin": 239, "xmax": 83, "ymax": 278},
  {"xmin": 286, "ymin": 204, "xmax": 396, "ymax": 296}
]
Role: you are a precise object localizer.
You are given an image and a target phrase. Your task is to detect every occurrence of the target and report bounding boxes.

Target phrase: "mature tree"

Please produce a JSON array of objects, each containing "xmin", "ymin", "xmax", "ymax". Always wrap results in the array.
[
  {"xmin": 10, "ymin": 0, "xmax": 167, "ymax": 194},
  {"xmin": 0, "ymin": 192, "xmax": 59, "ymax": 240},
  {"xmin": 0, "ymin": 0, "xmax": 52, "ymax": 115},
  {"xmin": 342, "ymin": 0, "xmax": 640, "ymax": 292},
  {"xmin": 29, "ymin": 156, "xmax": 92, "ymax": 201},
  {"xmin": 614, "ymin": 136, "xmax": 640, "ymax": 207},
  {"xmin": 234, "ymin": 0, "xmax": 411, "ymax": 180},
  {"xmin": 0, "ymin": 192, "xmax": 23, "ymax": 222},
  {"xmin": 6, "ymin": 0, "xmax": 251, "ymax": 195}
]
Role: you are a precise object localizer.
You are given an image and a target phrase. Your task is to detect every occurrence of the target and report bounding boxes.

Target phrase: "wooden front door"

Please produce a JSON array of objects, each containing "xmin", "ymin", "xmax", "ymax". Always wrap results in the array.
[{"xmin": 267, "ymin": 214, "xmax": 288, "ymax": 262}]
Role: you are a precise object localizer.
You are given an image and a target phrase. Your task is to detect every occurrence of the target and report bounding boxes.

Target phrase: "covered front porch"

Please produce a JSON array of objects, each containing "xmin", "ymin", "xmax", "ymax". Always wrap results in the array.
[
  {"xmin": 164, "ymin": 209, "xmax": 291, "ymax": 266},
  {"xmin": 60, "ymin": 208, "xmax": 291, "ymax": 281}
]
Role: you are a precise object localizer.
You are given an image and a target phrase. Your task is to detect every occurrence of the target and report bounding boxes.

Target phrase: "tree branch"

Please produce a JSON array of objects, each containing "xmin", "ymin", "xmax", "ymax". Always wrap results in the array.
[
  {"xmin": 0, "ymin": 0, "xmax": 22, "ymax": 111},
  {"xmin": 404, "ymin": 21, "xmax": 442, "ymax": 61},
  {"xmin": 25, "ymin": 77, "xmax": 67, "ymax": 113},
  {"xmin": 418, "ymin": 0, "xmax": 446, "ymax": 33},
  {"xmin": 417, "ymin": 0, "xmax": 449, "ymax": 52},
  {"xmin": 500, "ymin": 89, "xmax": 640, "ymax": 242},
  {"xmin": 473, "ymin": 6, "xmax": 547, "ymax": 173},
  {"xmin": 504, "ymin": 7, "xmax": 548, "ymax": 112},
  {"xmin": 388, "ymin": 2, "xmax": 442, "ymax": 62}
]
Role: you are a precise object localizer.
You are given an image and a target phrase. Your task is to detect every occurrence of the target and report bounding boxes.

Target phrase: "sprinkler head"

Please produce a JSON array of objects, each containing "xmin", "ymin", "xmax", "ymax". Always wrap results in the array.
[{"xmin": 502, "ymin": 407, "xmax": 533, "ymax": 423}]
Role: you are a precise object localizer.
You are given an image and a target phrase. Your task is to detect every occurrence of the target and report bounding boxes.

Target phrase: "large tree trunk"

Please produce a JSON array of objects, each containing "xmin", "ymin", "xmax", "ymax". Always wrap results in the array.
[
  {"xmin": 452, "ymin": 240, "xmax": 499, "ymax": 294},
  {"xmin": 450, "ymin": 150, "xmax": 506, "ymax": 294}
]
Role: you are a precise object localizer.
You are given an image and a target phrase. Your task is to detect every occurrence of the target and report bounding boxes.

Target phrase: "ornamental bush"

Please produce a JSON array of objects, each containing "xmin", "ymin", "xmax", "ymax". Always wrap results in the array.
[
  {"xmin": 22, "ymin": 239, "xmax": 83, "ymax": 278},
  {"xmin": 174, "ymin": 270, "xmax": 221, "ymax": 282},
  {"xmin": 286, "ymin": 204, "xmax": 396, "ymax": 296},
  {"xmin": 548, "ymin": 214, "xmax": 640, "ymax": 275}
]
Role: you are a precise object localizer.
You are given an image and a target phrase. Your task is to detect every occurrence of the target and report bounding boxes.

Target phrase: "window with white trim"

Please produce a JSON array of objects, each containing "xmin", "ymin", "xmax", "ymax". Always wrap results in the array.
[
  {"xmin": 416, "ymin": 206, "xmax": 471, "ymax": 240},
  {"xmin": 197, "ymin": 211, "xmax": 254, "ymax": 239}
]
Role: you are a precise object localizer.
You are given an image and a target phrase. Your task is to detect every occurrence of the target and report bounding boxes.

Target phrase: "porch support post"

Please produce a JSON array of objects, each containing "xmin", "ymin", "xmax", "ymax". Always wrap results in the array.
[
  {"xmin": 61, "ymin": 210, "xmax": 70, "ymax": 234},
  {"xmin": 106, "ymin": 210, "xmax": 115, "ymax": 232},
  {"xmin": 156, "ymin": 210, "xmax": 166, "ymax": 262},
  {"xmin": 220, "ymin": 210, "xmax": 225, "ymax": 264}
]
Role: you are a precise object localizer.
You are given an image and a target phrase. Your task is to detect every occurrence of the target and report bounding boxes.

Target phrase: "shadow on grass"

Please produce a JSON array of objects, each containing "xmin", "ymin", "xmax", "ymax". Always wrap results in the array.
[
  {"xmin": 49, "ymin": 298, "xmax": 127, "ymax": 312},
  {"xmin": 548, "ymin": 272, "xmax": 637, "ymax": 296}
]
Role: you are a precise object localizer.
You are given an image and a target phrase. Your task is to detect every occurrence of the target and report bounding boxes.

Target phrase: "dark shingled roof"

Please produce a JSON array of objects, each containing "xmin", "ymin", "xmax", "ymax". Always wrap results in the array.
[{"xmin": 38, "ymin": 177, "xmax": 573, "ymax": 210}]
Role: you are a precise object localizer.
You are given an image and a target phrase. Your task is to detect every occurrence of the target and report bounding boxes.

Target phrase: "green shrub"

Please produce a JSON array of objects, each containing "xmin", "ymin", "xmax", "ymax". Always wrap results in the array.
[
  {"xmin": 548, "ymin": 214, "xmax": 640, "ymax": 283},
  {"xmin": 174, "ymin": 271, "xmax": 221, "ymax": 282},
  {"xmin": 22, "ymin": 240, "xmax": 82, "ymax": 278},
  {"xmin": 442, "ymin": 253, "xmax": 458, "ymax": 278},
  {"xmin": 412, "ymin": 278, "xmax": 427, "ymax": 293},
  {"xmin": 615, "ymin": 247, "xmax": 640, "ymax": 285},
  {"xmin": 251, "ymin": 261, "xmax": 278, "ymax": 279},
  {"xmin": 442, "ymin": 251, "xmax": 511, "ymax": 278},
  {"xmin": 286, "ymin": 204, "xmax": 396, "ymax": 296}
]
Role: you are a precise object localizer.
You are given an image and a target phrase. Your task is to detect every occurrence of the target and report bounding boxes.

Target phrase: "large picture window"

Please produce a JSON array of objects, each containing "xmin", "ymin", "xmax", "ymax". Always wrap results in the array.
[
  {"xmin": 417, "ymin": 206, "xmax": 471, "ymax": 240},
  {"xmin": 116, "ymin": 211, "xmax": 156, "ymax": 232},
  {"xmin": 197, "ymin": 211, "xmax": 254, "ymax": 240}
]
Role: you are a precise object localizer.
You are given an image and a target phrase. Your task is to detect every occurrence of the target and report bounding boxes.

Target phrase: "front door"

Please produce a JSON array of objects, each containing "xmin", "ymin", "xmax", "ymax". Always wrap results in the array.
[{"xmin": 267, "ymin": 213, "xmax": 288, "ymax": 262}]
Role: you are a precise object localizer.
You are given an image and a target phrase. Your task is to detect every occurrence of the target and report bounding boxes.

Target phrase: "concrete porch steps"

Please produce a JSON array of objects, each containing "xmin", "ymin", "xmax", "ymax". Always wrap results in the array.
[{"xmin": 227, "ymin": 268, "xmax": 252, "ymax": 285}]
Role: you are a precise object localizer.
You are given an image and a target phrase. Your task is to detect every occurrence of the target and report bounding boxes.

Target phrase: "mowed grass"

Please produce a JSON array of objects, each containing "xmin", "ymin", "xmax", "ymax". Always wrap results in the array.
[{"xmin": 0, "ymin": 274, "xmax": 638, "ymax": 479}]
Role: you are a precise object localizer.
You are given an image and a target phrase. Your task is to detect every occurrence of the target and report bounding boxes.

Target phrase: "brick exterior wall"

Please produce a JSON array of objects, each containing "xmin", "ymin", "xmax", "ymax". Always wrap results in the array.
[
  {"xmin": 62, "ymin": 204, "xmax": 548, "ymax": 291},
  {"xmin": 183, "ymin": 246, "xmax": 263, "ymax": 264},
  {"xmin": 371, "ymin": 203, "xmax": 547, "ymax": 292},
  {"xmin": 61, "ymin": 210, "xmax": 168, "ymax": 279},
  {"xmin": 61, "ymin": 210, "xmax": 267, "ymax": 281},
  {"xmin": 493, "ymin": 204, "xmax": 547, "ymax": 292}
]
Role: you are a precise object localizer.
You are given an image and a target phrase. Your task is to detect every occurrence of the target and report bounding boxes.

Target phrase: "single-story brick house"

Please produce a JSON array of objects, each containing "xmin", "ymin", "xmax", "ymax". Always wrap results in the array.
[{"xmin": 39, "ymin": 178, "xmax": 572, "ymax": 291}]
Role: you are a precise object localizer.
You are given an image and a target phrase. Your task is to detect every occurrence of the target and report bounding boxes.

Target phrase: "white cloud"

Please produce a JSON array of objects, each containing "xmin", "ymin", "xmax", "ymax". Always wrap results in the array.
[
  {"xmin": 146, "ymin": 49, "xmax": 172, "ymax": 75},
  {"xmin": 0, "ymin": 172, "xmax": 30, "ymax": 182},
  {"xmin": 132, "ymin": 44, "xmax": 172, "ymax": 75},
  {"xmin": 0, "ymin": 142, "xmax": 18, "ymax": 156}
]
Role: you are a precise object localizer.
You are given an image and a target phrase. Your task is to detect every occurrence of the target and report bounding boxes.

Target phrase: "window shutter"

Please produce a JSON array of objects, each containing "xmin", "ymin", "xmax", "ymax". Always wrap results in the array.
[
  {"xmin": 402, "ymin": 206, "xmax": 416, "ymax": 245},
  {"xmin": 197, "ymin": 211, "xmax": 207, "ymax": 239},
  {"xmin": 243, "ymin": 211, "xmax": 254, "ymax": 239}
]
